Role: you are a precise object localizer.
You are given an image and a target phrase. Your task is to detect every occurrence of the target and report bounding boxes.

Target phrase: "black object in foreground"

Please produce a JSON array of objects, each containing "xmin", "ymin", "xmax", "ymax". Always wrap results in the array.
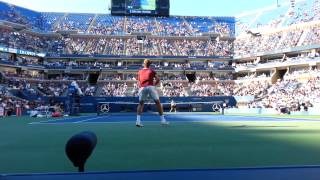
[{"xmin": 65, "ymin": 131, "xmax": 97, "ymax": 172}]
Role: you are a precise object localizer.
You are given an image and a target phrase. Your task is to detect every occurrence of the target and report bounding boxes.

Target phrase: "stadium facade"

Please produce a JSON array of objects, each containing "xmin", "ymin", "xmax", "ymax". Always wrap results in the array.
[{"xmin": 0, "ymin": 0, "xmax": 320, "ymax": 115}]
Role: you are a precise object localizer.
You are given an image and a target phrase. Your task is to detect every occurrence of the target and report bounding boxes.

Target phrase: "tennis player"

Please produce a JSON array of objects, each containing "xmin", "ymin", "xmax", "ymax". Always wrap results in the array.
[{"xmin": 136, "ymin": 59, "xmax": 169, "ymax": 127}]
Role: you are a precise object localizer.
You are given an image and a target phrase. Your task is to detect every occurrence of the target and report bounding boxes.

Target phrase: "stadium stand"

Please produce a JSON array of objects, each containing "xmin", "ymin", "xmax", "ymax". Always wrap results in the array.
[
  {"xmin": 0, "ymin": 0, "xmax": 319, "ymax": 116},
  {"xmin": 3, "ymin": 1, "xmax": 320, "ymax": 180},
  {"xmin": 236, "ymin": 0, "xmax": 320, "ymax": 35}
]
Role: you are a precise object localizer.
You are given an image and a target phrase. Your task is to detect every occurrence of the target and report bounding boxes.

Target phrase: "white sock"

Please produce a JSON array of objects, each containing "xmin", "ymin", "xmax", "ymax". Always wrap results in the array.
[
  {"xmin": 160, "ymin": 115, "xmax": 165, "ymax": 122},
  {"xmin": 136, "ymin": 115, "xmax": 141, "ymax": 124}
]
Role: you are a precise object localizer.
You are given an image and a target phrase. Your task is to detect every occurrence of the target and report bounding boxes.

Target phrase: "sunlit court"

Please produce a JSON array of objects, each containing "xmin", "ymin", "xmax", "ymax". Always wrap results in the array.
[{"xmin": 3, "ymin": 114, "xmax": 320, "ymax": 177}]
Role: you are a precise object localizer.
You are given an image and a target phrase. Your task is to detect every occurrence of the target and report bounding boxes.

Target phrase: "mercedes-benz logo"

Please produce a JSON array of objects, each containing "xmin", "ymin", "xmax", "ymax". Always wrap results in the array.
[
  {"xmin": 100, "ymin": 104, "xmax": 110, "ymax": 113},
  {"xmin": 212, "ymin": 103, "xmax": 221, "ymax": 112}
]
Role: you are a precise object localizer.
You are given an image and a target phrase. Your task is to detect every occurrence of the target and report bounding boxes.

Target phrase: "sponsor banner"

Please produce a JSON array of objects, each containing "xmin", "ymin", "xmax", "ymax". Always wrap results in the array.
[{"xmin": 0, "ymin": 46, "xmax": 46, "ymax": 57}]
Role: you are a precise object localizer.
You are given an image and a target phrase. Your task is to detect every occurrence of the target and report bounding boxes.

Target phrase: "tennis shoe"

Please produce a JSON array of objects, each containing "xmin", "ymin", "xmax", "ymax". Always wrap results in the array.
[
  {"xmin": 161, "ymin": 120, "xmax": 170, "ymax": 126},
  {"xmin": 136, "ymin": 123, "xmax": 144, "ymax": 127}
]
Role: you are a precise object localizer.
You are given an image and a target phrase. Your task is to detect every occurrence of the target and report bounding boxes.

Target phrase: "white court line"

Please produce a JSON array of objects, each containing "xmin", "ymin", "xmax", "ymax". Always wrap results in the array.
[
  {"xmin": 31, "ymin": 118, "xmax": 320, "ymax": 125},
  {"xmin": 33, "ymin": 121, "xmax": 145, "ymax": 125},
  {"xmin": 32, "ymin": 121, "xmax": 134, "ymax": 125},
  {"xmin": 73, "ymin": 116, "xmax": 108, "ymax": 123},
  {"xmin": 30, "ymin": 114, "xmax": 320, "ymax": 125},
  {"xmin": 30, "ymin": 120, "xmax": 218, "ymax": 125},
  {"xmin": 29, "ymin": 115, "xmax": 99, "ymax": 125}
]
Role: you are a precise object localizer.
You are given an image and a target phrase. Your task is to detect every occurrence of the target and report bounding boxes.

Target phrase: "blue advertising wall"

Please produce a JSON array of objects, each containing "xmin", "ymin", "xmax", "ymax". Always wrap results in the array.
[
  {"xmin": 54, "ymin": 96, "xmax": 236, "ymax": 113},
  {"xmin": 10, "ymin": 88, "xmax": 236, "ymax": 113}
]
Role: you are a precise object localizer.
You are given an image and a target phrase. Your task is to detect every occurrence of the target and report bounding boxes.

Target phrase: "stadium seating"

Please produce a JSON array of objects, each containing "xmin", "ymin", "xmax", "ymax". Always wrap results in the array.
[
  {"xmin": 0, "ymin": 0, "xmax": 320, "ymax": 116},
  {"xmin": 234, "ymin": 22, "xmax": 320, "ymax": 58},
  {"xmin": 0, "ymin": 2, "xmax": 235, "ymax": 36},
  {"xmin": 236, "ymin": 0, "xmax": 320, "ymax": 35},
  {"xmin": 55, "ymin": 13, "xmax": 94, "ymax": 32}
]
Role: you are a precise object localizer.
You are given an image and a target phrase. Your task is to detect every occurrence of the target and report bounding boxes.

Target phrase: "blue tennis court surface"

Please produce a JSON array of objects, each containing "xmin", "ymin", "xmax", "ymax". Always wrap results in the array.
[
  {"xmin": 23, "ymin": 113, "xmax": 320, "ymax": 180},
  {"xmin": 3, "ymin": 166, "xmax": 320, "ymax": 180},
  {"xmin": 30, "ymin": 113, "xmax": 320, "ymax": 125}
]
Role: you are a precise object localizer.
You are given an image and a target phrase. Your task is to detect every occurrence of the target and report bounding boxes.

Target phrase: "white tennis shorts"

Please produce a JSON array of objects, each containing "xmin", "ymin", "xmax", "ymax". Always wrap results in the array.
[{"xmin": 138, "ymin": 86, "xmax": 159, "ymax": 101}]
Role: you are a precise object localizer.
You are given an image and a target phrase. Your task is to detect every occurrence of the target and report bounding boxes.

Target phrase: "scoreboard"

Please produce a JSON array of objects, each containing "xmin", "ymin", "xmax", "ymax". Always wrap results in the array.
[
  {"xmin": 111, "ymin": 0, "xmax": 169, "ymax": 17},
  {"xmin": 127, "ymin": 0, "xmax": 157, "ymax": 11}
]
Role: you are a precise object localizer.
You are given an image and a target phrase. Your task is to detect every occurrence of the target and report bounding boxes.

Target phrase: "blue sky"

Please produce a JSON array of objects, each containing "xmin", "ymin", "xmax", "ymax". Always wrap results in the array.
[{"xmin": 2, "ymin": 0, "xmax": 288, "ymax": 16}]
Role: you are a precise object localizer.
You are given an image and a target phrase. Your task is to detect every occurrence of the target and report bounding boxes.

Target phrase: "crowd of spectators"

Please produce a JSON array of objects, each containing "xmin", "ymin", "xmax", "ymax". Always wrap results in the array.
[
  {"xmin": 47, "ymin": 74, "xmax": 87, "ymax": 81},
  {"xmin": 247, "ymin": 68, "xmax": 320, "ymax": 112},
  {"xmin": 301, "ymin": 24, "xmax": 320, "ymax": 46},
  {"xmin": 284, "ymin": 0, "xmax": 320, "ymax": 26},
  {"xmin": 0, "ymin": 2, "xmax": 234, "ymax": 36},
  {"xmin": 3, "ymin": 74, "xmax": 72, "ymax": 97},
  {"xmin": 190, "ymin": 83, "xmax": 218, "ymax": 96},
  {"xmin": 4, "ymin": 71, "xmax": 39, "ymax": 80},
  {"xmin": 15, "ymin": 56, "xmax": 42, "ymax": 66},
  {"xmin": 81, "ymin": 85, "xmax": 96, "ymax": 96},
  {"xmin": 0, "ymin": 84, "xmax": 64, "ymax": 117},
  {"xmin": 15, "ymin": 58, "xmax": 233, "ymax": 71},
  {"xmin": 61, "ymin": 37, "xmax": 234, "ymax": 57},
  {"xmin": 161, "ymin": 82, "xmax": 189, "ymax": 97},
  {"xmin": 52, "ymin": 15, "xmax": 234, "ymax": 36},
  {"xmin": 55, "ymin": 14, "xmax": 94, "ymax": 32},
  {"xmin": 159, "ymin": 74, "xmax": 183, "ymax": 81},
  {"xmin": 0, "ymin": 10, "xmax": 312, "ymax": 56},
  {"xmin": 284, "ymin": 68, "xmax": 313, "ymax": 79},
  {"xmin": 249, "ymin": 79, "xmax": 312, "ymax": 112},
  {"xmin": 88, "ymin": 15, "xmax": 125, "ymax": 35},
  {"xmin": 0, "ymin": 85, "xmax": 28, "ymax": 116},
  {"xmin": 0, "ymin": 28, "xmax": 234, "ymax": 57},
  {"xmin": 0, "ymin": 3, "xmax": 29, "ymax": 27},
  {"xmin": 0, "ymin": 4, "xmax": 236, "ymax": 58},
  {"xmin": 101, "ymin": 82, "xmax": 128, "ymax": 97},
  {"xmin": 3, "ymin": 0, "xmax": 320, "ymax": 40},
  {"xmin": 4, "ymin": 77, "xmax": 38, "ymax": 96},
  {"xmin": 234, "ymin": 23, "xmax": 320, "ymax": 57},
  {"xmin": 37, "ymin": 82, "xmax": 68, "ymax": 97},
  {"xmin": 2, "ymin": 0, "xmax": 320, "ymax": 113},
  {"xmin": 101, "ymin": 74, "xmax": 127, "ymax": 81},
  {"xmin": 215, "ymin": 82, "xmax": 234, "ymax": 96},
  {"xmin": 98, "ymin": 73, "xmax": 224, "ymax": 81},
  {"xmin": 233, "ymin": 81, "xmax": 270, "ymax": 97},
  {"xmin": 0, "ymin": 28, "xmax": 59, "ymax": 53},
  {"xmin": 3, "ymin": 20, "xmax": 317, "ymax": 58},
  {"xmin": 236, "ymin": 0, "xmax": 320, "ymax": 35},
  {"xmin": 2, "ymin": 66, "xmax": 320, "ymax": 115}
]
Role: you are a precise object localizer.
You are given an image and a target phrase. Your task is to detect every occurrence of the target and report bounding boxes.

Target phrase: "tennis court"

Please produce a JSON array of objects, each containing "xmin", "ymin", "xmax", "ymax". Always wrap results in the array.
[
  {"xmin": 30, "ymin": 113, "xmax": 320, "ymax": 125},
  {"xmin": 2, "ymin": 113, "xmax": 320, "ymax": 178}
]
